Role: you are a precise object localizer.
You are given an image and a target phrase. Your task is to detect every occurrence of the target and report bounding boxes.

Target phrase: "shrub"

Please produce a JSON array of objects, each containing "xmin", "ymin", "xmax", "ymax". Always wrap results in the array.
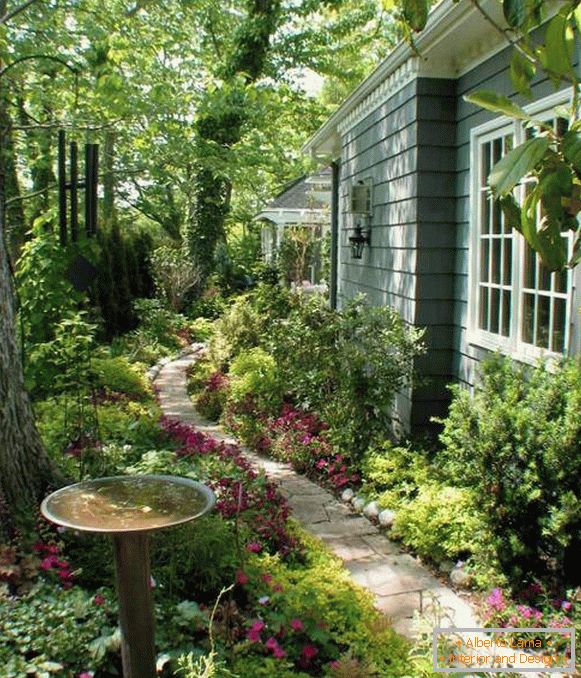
[
  {"xmin": 151, "ymin": 515, "xmax": 239, "ymax": 599},
  {"xmin": 91, "ymin": 356, "xmax": 151, "ymax": 399},
  {"xmin": 437, "ymin": 355, "xmax": 581, "ymax": 585},
  {"xmin": 391, "ymin": 484, "xmax": 486, "ymax": 564},
  {"xmin": 268, "ymin": 295, "xmax": 424, "ymax": 459},
  {"xmin": 229, "ymin": 348, "xmax": 282, "ymax": 415},
  {"xmin": 196, "ymin": 371, "xmax": 231, "ymax": 421},
  {"xmin": 361, "ymin": 442, "xmax": 430, "ymax": 510},
  {"xmin": 24, "ymin": 311, "xmax": 96, "ymax": 396},
  {"xmin": 150, "ymin": 244, "xmax": 202, "ymax": 312},
  {"xmin": 208, "ymin": 295, "xmax": 263, "ymax": 369}
]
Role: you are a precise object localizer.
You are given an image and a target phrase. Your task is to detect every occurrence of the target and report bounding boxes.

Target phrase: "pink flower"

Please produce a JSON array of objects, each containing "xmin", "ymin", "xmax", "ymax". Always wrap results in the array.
[
  {"xmin": 247, "ymin": 620, "xmax": 265, "ymax": 643},
  {"xmin": 272, "ymin": 645, "xmax": 286, "ymax": 658},
  {"xmin": 301, "ymin": 644, "xmax": 318, "ymax": 660},
  {"xmin": 290, "ymin": 618, "xmax": 304, "ymax": 631},
  {"xmin": 273, "ymin": 583, "xmax": 283, "ymax": 592},
  {"xmin": 246, "ymin": 542, "xmax": 262, "ymax": 553},
  {"xmin": 561, "ymin": 600, "xmax": 572, "ymax": 611},
  {"xmin": 40, "ymin": 555, "xmax": 59, "ymax": 570},
  {"xmin": 261, "ymin": 573, "xmax": 273, "ymax": 584},
  {"xmin": 265, "ymin": 636, "xmax": 286, "ymax": 658},
  {"xmin": 77, "ymin": 673, "xmax": 93, "ymax": 678},
  {"xmin": 94, "ymin": 594, "xmax": 105, "ymax": 606},
  {"xmin": 236, "ymin": 570, "xmax": 249, "ymax": 585}
]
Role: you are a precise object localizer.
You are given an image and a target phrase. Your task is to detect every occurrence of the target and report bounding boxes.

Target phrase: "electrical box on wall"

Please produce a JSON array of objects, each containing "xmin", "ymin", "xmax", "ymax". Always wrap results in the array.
[{"xmin": 349, "ymin": 180, "xmax": 373, "ymax": 215}]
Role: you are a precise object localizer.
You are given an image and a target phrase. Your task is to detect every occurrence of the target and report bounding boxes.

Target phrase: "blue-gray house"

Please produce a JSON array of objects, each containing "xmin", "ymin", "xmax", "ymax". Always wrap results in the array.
[{"xmin": 304, "ymin": 0, "xmax": 581, "ymax": 433}]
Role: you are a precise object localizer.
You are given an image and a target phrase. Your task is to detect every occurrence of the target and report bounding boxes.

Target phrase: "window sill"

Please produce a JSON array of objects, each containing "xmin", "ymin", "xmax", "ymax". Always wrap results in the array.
[{"xmin": 466, "ymin": 329, "xmax": 566, "ymax": 369}]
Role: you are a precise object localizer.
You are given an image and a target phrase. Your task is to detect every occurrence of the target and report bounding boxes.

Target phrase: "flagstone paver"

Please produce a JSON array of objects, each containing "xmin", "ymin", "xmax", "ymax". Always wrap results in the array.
[{"xmin": 155, "ymin": 350, "xmax": 481, "ymax": 638}]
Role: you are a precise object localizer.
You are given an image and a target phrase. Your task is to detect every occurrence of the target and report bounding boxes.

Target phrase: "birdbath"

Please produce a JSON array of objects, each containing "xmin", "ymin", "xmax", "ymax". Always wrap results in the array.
[{"xmin": 41, "ymin": 475, "xmax": 215, "ymax": 678}]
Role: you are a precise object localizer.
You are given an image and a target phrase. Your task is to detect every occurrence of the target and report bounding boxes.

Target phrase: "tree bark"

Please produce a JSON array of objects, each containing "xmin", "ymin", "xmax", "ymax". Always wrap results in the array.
[{"xmin": 0, "ymin": 2, "xmax": 59, "ymax": 521}]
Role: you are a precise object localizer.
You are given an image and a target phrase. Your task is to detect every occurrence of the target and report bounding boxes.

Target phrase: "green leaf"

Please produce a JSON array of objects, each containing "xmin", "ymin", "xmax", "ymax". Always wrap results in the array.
[
  {"xmin": 510, "ymin": 50, "xmax": 536, "ymax": 97},
  {"xmin": 401, "ymin": 0, "xmax": 429, "ymax": 31},
  {"xmin": 562, "ymin": 130, "xmax": 581, "ymax": 173},
  {"xmin": 499, "ymin": 194, "xmax": 522, "ymax": 232},
  {"xmin": 464, "ymin": 90, "xmax": 532, "ymax": 121},
  {"xmin": 503, "ymin": 0, "xmax": 527, "ymax": 28},
  {"xmin": 489, "ymin": 137, "xmax": 550, "ymax": 196},
  {"xmin": 541, "ymin": 12, "xmax": 574, "ymax": 80}
]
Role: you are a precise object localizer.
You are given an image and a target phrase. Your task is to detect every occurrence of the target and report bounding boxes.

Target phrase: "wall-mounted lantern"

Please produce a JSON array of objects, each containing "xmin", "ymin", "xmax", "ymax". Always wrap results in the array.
[
  {"xmin": 349, "ymin": 221, "xmax": 371, "ymax": 259},
  {"xmin": 348, "ymin": 179, "xmax": 373, "ymax": 259}
]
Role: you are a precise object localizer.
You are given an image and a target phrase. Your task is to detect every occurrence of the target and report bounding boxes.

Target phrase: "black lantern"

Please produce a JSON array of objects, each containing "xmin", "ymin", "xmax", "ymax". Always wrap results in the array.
[{"xmin": 349, "ymin": 222, "xmax": 371, "ymax": 259}]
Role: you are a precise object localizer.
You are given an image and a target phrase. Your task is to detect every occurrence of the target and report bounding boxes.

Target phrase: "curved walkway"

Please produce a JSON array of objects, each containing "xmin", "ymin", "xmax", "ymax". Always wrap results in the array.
[{"xmin": 155, "ymin": 349, "xmax": 480, "ymax": 638}]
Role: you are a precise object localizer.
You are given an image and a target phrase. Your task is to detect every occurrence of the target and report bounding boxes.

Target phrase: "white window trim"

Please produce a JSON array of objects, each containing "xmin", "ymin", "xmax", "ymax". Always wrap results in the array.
[{"xmin": 467, "ymin": 89, "xmax": 580, "ymax": 364}]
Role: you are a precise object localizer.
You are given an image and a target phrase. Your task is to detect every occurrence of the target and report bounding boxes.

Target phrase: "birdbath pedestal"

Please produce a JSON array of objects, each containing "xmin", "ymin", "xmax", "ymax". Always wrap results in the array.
[{"xmin": 41, "ymin": 475, "xmax": 215, "ymax": 678}]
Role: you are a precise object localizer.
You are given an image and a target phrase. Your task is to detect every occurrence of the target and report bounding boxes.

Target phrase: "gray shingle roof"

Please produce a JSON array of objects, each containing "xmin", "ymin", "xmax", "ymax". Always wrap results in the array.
[{"xmin": 266, "ymin": 167, "xmax": 331, "ymax": 210}]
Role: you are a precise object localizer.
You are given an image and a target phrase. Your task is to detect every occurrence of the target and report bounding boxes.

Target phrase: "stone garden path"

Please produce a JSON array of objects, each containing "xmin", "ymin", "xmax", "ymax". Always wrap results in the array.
[{"xmin": 155, "ymin": 348, "xmax": 480, "ymax": 639}]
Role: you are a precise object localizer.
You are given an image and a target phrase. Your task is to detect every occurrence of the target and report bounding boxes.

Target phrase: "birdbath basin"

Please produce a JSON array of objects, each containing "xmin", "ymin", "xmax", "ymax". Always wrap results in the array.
[{"xmin": 41, "ymin": 475, "xmax": 215, "ymax": 678}]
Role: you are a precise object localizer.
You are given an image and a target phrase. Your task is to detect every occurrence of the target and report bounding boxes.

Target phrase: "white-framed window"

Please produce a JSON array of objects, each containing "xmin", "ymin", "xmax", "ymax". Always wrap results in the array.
[{"xmin": 468, "ymin": 91, "xmax": 578, "ymax": 361}]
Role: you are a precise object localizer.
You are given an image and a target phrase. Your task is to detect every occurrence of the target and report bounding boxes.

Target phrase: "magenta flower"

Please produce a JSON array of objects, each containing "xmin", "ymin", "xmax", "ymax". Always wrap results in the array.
[
  {"xmin": 236, "ymin": 570, "xmax": 249, "ymax": 585},
  {"xmin": 247, "ymin": 620, "xmax": 265, "ymax": 643},
  {"xmin": 246, "ymin": 542, "xmax": 262, "ymax": 553},
  {"xmin": 301, "ymin": 644, "xmax": 318, "ymax": 660},
  {"xmin": 290, "ymin": 618, "xmax": 304, "ymax": 631},
  {"xmin": 265, "ymin": 636, "xmax": 286, "ymax": 658},
  {"xmin": 40, "ymin": 555, "xmax": 59, "ymax": 570},
  {"xmin": 561, "ymin": 600, "xmax": 572, "ymax": 611},
  {"xmin": 94, "ymin": 594, "xmax": 105, "ymax": 606}
]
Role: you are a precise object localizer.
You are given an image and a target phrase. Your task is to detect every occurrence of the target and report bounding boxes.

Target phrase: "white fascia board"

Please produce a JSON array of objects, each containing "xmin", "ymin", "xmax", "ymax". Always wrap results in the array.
[{"xmin": 303, "ymin": 0, "xmax": 511, "ymax": 158}]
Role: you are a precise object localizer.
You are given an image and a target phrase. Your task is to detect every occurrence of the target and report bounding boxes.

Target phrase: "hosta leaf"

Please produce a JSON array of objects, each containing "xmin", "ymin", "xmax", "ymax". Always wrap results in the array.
[
  {"xmin": 489, "ymin": 137, "xmax": 550, "ymax": 196},
  {"xmin": 464, "ymin": 90, "xmax": 532, "ymax": 121}
]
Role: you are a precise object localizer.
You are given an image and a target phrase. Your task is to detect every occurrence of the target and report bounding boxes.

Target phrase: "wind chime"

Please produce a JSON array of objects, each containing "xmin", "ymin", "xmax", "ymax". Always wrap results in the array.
[{"xmin": 58, "ymin": 129, "xmax": 99, "ymax": 246}]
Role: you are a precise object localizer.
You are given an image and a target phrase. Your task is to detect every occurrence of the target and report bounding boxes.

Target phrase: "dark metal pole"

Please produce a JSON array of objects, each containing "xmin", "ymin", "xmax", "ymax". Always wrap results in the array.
[
  {"xmin": 58, "ymin": 130, "xmax": 67, "ymax": 246},
  {"xmin": 113, "ymin": 533, "xmax": 156, "ymax": 678},
  {"xmin": 70, "ymin": 142, "xmax": 78, "ymax": 242},
  {"xmin": 330, "ymin": 161, "xmax": 340, "ymax": 309},
  {"xmin": 91, "ymin": 144, "xmax": 99, "ymax": 234},
  {"xmin": 84, "ymin": 143, "xmax": 92, "ymax": 237}
]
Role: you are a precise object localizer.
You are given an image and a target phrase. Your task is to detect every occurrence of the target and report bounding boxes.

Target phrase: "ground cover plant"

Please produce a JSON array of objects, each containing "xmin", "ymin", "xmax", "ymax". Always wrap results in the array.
[
  {"xmin": 188, "ymin": 288, "xmax": 581, "ymax": 661},
  {"xmin": 1, "ymin": 331, "xmax": 413, "ymax": 677}
]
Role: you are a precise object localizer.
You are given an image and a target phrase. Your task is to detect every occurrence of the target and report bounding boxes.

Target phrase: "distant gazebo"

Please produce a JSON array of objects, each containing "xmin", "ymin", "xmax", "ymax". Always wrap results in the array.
[{"xmin": 256, "ymin": 167, "xmax": 331, "ymax": 283}]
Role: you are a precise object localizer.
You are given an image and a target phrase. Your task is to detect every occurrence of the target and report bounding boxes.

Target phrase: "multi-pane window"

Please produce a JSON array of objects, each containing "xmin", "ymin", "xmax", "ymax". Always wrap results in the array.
[
  {"xmin": 477, "ymin": 132, "xmax": 514, "ymax": 337},
  {"xmin": 472, "ymin": 107, "xmax": 574, "ymax": 358}
]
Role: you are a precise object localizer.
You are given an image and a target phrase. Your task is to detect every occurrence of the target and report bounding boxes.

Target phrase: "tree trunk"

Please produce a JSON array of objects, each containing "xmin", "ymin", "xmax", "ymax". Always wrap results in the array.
[
  {"xmin": 0, "ymin": 92, "xmax": 26, "ymax": 259},
  {"xmin": 189, "ymin": 0, "xmax": 282, "ymax": 279},
  {"xmin": 0, "ymin": 11, "xmax": 59, "ymax": 521}
]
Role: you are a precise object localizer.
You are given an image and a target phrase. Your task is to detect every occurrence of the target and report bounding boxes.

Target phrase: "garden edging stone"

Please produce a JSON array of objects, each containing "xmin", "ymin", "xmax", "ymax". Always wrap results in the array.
[{"xmin": 154, "ymin": 353, "xmax": 481, "ymax": 639}]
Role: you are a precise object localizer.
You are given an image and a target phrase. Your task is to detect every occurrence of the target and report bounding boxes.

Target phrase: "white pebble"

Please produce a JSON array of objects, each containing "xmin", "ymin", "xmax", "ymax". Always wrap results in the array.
[{"xmin": 378, "ymin": 509, "xmax": 396, "ymax": 528}]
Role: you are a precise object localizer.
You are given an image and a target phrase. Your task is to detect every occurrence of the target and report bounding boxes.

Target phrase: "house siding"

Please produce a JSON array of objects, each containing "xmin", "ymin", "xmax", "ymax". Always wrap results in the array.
[{"xmin": 337, "ymin": 77, "xmax": 457, "ymax": 431}]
